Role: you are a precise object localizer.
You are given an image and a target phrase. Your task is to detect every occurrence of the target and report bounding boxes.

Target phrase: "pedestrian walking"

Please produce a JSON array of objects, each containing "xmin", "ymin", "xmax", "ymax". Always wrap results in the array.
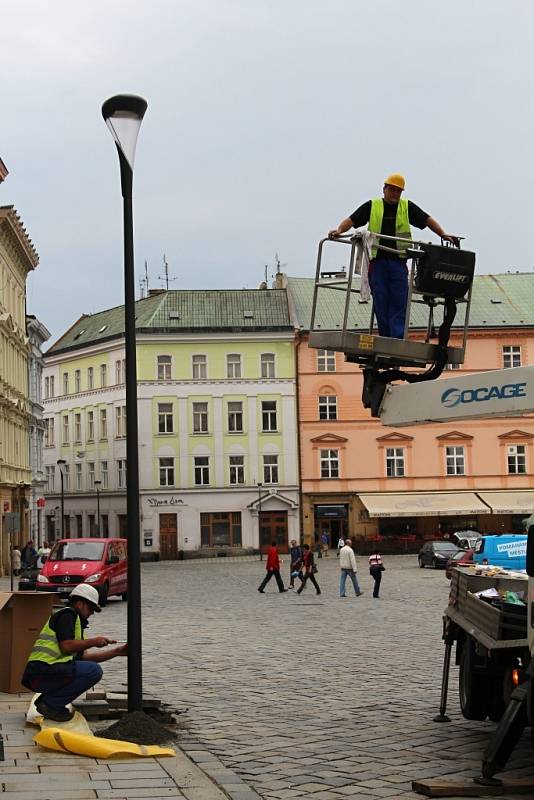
[
  {"xmin": 296, "ymin": 544, "xmax": 321, "ymax": 595},
  {"xmin": 21, "ymin": 584, "xmax": 126, "ymax": 722},
  {"xmin": 369, "ymin": 551, "xmax": 385, "ymax": 598},
  {"xmin": 336, "ymin": 536, "xmax": 345, "ymax": 557},
  {"xmin": 11, "ymin": 545, "xmax": 21, "ymax": 576},
  {"xmin": 339, "ymin": 538, "xmax": 363, "ymax": 597},
  {"xmin": 21, "ymin": 540, "xmax": 37, "ymax": 568},
  {"xmin": 289, "ymin": 539, "xmax": 303, "ymax": 589},
  {"xmin": 37, "ymin": 541, "xmax": 51, "ymax": 568},
  {"xmin": 258, "ymin": 541, "xmax": 288, "ymax": 593},
  {"xmin": 320, "ymin": 530, "xmax": 330, "ymax": 557}
]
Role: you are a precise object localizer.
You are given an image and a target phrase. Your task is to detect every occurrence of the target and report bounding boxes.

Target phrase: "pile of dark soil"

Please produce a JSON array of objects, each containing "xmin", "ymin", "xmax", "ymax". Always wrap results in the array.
[{"xmin": 97, "ymin": 711, "xmax": 177, "ymax": 746}]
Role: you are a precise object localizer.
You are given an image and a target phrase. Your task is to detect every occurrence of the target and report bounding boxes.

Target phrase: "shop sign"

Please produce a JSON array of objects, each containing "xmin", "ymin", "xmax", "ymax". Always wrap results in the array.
[{"xmin": 315, "ymin": 505, "xmax": 348, "ymax": 519}]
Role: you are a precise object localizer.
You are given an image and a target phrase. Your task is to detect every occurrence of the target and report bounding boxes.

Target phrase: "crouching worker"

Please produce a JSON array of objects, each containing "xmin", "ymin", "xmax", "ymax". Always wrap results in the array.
[{"xmin": 21, "ymin": 583, "xmax": 127, "ymax": 722}]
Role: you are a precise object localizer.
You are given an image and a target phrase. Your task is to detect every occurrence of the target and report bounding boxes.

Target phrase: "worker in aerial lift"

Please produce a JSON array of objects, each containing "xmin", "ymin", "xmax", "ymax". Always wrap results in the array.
[{"xmin": 328, "ymin": 174, "xmax": 459, "ymax": 339}]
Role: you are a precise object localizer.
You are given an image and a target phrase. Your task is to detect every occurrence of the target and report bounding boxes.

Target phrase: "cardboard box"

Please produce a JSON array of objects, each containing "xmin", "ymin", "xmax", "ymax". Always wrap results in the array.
[{"xmin": 0, "ymin": 591, "xmax": 54, "ymax": 692}]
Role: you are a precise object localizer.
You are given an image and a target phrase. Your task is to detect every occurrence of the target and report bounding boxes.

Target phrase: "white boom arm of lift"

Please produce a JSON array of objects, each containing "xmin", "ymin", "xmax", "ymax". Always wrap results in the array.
[{"xmin": 379, "ymin": 366, "xmax": 534, "ymax": 427}]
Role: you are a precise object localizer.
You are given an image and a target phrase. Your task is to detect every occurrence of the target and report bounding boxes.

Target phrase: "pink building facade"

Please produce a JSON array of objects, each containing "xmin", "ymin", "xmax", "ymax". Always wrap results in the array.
[{"xmin": 284, "ymin": 274, "xmax": 534, "ymax": 551}]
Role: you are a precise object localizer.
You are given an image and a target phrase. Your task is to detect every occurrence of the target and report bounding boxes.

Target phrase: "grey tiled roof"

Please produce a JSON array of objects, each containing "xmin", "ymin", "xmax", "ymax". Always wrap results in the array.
[
  {"xmin": 47, "ymin": 289, "xmax": 292, "ymax": 355},
  {"xmin": 285, "ymin": 273, "xmax": 534, "ymax": 331}
]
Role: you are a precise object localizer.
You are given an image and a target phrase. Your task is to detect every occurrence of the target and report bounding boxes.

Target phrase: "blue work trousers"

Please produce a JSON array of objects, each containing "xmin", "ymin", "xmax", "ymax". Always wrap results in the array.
[
  {"xmin": 35, "ymin": 661, "xmax": 103, "ymax": 710},
  {"xmin": 369, "ymin": 257, "xmax": 408, "ymax": 338}
]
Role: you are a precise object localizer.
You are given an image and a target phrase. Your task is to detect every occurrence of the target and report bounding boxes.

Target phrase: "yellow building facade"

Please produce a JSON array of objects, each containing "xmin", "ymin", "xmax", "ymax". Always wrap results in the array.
[{"xmin": 0, "ymin": 205, "xmax": 39, "ymax": 574}]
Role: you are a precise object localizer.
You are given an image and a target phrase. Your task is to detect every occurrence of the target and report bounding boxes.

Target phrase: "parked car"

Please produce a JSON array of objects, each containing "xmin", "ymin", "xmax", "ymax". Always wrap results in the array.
[
  {"xmin": 36, "ymin": 537, "xmax": 127, "ymax": 606},
  {"xmin": 418, "ymin": 540, "xmax": 459, "ymax": 569},
  {"xmin": 445, "ymin": 547, "xmax": 474, "ymax": 579},
  {"xmin": 17, "ymin": 554, "xmax": 43, "ymax": 591},
  {"xmin": 452, "ymin": 531, "xmax": 479, "ymax": 550}
]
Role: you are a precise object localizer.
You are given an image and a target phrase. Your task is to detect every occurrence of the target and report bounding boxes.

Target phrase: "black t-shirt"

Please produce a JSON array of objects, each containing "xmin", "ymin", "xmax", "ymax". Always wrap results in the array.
[{"xmin": 350, "ymin": 199, "xmax": 429, "ymax": 259}]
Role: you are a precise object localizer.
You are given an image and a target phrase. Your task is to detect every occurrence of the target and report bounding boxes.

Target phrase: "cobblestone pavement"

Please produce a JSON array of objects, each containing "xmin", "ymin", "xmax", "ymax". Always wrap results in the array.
[{"xmin": 3, "ymin": 555, "xmax": 534, "ymax": 799}]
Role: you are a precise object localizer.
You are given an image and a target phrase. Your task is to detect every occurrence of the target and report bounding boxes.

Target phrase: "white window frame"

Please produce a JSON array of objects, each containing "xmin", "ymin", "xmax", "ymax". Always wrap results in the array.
[
  {"xmin": 228, "ymin": 401, "xmax": 243, "ymax": 433},
  {"xmin": 226, "ymin": 353, "xmax": 242, "ymax": 379},
  {"xmin": 101, "ymin": 460, "xmax": 109, "ymax": 489},
  {"xmin": 158, "ymin": 402, "xmax": 174, "ymax": 434},
  {"xmin": 260, "ymin": 353, "xmax": 275, "ymax": 379},
  {"xmin": 263, "ymin": 454, "xmax": 279, "ymax": 484},
  {"xmin": 74, "ymin": 413, "xmax": 82, "ymax": 443},
  {"xmin": 100, "ymin": 364, "xmax": 107, "ymax": 387},
  {"xmin": 62, "ymin": 414, "xmax": 69, "ymax": 445},
  {"xmin": 319, "ymin": 395, "xmax": 337, "ymax": 420},
  {"xmin": 49, "ymin": 376, "xmax": 55, "ymax": 397},
  {"xmin": 192, "ymin": 354, "xmax": 207, "ymax": 380},
  {"xmin": 261, "ymin": 400, "xmax": 277, "ymax": 432},
  {"xmin": 446, "ymin": 445, "xmax": 465, "ymax": 476},
  {"xmin": 229, "ymin": 455, "xmax": 245, "ymax": 485},
  {"xmin": 74, "ymin": 369, "xmax": 81, "ymax": 393},
  {"xmin": 159, "ymin": 457, "xmax": 175, "ymax": 487},
  {"xmin": 87, "ymin": 410, "xmax": 95, "ymax": 441},
  {"xmin": 115, "ymin": 405, "xmax": 126, "ymax": 438},
  {"xmin": 63, "ymin": 464, "xmax": 70, "ymax": 491},
  {"xmin": 386, "ymin": 447, "xmax": 405, "ymax": 477},
  {"xmin": 75, "ymin": 462, "xmax": 83, "ymax": 491},
  {"xmin": 503, "ymin": 345, "xmax": 521, "ymax": 369},
  {"xmin": 157, "ymin": 355, "xmax": 172, "ymax": 380},
  {"xmin": 63, "ymin": 372, "xmax": 69, "ymax": 395},
  {"xmin": 44, "ymin": 377, "xmax": 49, "ymax": 399},
  {"xmin": 320, "ymin": 448, "xmax": 339, "ymax": 478},
  {"xmin": 507, "ymin": 444, "xmax": 526, "ymax": 475},
  {"xmin": 194, "ymin": 456, "xmax": 210, "ymax": 485},
  {"xmin": 100, "ymin": 408, "xmax": 108, "ymax": 440},
  {"xmin": 88, "ymin": 462, "xmax": 95, "ymax": 489},
  {"xmin": 317, "ymin": 349, "xmax": 336, "ymax": 372},
  {"xmin": 87, "ymin": 367, "xmax": 94, "ymax": 390},
  {"xmin": 193, "ymin": 402, "xmax": 209, "ymax": 433},
  {"xmin": 46, "ymin": 465, "xmax": 55, "ymax": 491},
  {"xmin": 117, "ymin": 459, "xmax": 127, "ymax": 489}
]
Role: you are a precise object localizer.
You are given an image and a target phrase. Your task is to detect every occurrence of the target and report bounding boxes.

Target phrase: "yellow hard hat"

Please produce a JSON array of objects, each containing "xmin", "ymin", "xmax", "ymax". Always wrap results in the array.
[{"xmin": 384, "ymin": 173, "xmax": 405, "ymax": 190}]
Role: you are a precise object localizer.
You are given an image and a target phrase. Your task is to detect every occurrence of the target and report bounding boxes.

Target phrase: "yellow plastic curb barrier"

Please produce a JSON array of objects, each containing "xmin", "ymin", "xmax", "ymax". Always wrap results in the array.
[{"xmin": 34, "ymin": 727, "xmax": 175, "ymax": 758}]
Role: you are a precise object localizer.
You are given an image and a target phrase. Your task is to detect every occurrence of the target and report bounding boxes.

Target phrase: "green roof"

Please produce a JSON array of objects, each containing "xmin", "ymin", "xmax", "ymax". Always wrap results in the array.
[
  {"xmin": 285, "ymin": 273, "xmax": 534, "ymax": 332},
  {"xmin": 47, "ymin": 289, "xmax": 291, "ymax": 355}
]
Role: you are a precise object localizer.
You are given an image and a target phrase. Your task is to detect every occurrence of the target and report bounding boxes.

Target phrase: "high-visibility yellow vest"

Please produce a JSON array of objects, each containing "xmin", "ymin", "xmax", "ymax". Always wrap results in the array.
[
  {"xmin": 369, "ymin": 198, "xmax": 412, "ymax": 258},
  {"xmin": 27, "ymin": 609, "xmax": 82, "ymax": 665}
]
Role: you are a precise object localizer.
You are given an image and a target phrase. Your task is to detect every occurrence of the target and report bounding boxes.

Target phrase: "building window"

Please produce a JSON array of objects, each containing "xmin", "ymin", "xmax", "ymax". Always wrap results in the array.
[
  {"xmin": 159, "ymin": 457, "xmax": 175, "ymax": 486},
  {"xmin": 88, "ymin": 462, "xmax": 95, "ymax": 489},
  {"xmin": 227, "ymin": 354, "xmax": 242, "ymax": 379},
  {"xmin": 192, "ymin": 354, "xmax": 207, "ymax": 380},
  {"xmin": 100, "ymin": 408, "xmax": 107, "ymax": 439},
  {"xmin": 44, "ymin": 377, "xmax": 49, "ymax": 399},
  {"xmin": 117, "ymin": 459, "xmax": 127, "ymax": 489},
  {"xmin": 101, "ymin": 460, "xmax": 109, "ymax": 489},
  {"xmin": 87, "ymin": 367, "xmax": 94, "ymax": 390},
  {"xmin": 194, "ymin": 456, "xmax": 210, "ymax": 485},
  {"xmin": 446, "ymin": 446, "xmax": 465, "ymax": 476},
  {"xmin": 101, "ymin": 514, "xmax": 109, "ymax": 537},
  {"xmin": 44, "ymin": 418, "xmax": 55, "ymax": 447},
  {"xmin": 503, "ymin": 345, "xmax": 521, "ymax": 369},
  {"xmin": 261, "ymin": 400, "xmax": 277, "ymax": 432},
  {"xmin": 115, "ymin": 359, "xmax": 126, "ymax": 385},
  {"xmin": 88, "ymin": 515, "xmax": 97, "ymax": 536},
  {"xmin": 45, "ymin": 465, "xmax": 55, "ymax": 491},
  {"xmin": 158, "ymin": 402, "xmax": 174, "ymax": 433},
  {"xmin": 193, "ymin": 402, "xmax": 209, "ymax": 433},
  {"xmin": 263, "ymin": 454, "xmax": 279, "ymax": 484},
  {"xmin": 75, "ymin": 463, "xmax": 83, "ymax": 491},
  {"xmin": 229, "ymin": 455, "xmax": 245, "ymax": 484},
  {"xmin": 87, "ymin": 411, "xmax": 95, "ymax": 441},
  {"xmin": 228, "ymin": 401, "xmax": 243, "ymax": 433},
  {"xmin": 320, "ymin": 448, "xmax": 339, "ymax": 478},
  {"xmin": 100, "ymin": 364, "xmax": 107, "ymax": 387},
  {"xmin": 62, "ymin": 415, "xmax": 69, "ymax": 445},
  {"xmin": 507, "ymin": 444, "xmax": 526, "ymax": 474},
  {"xmin": 49, "ymin": 375, "xmax": 55, "ymax": 397},
  {"xmin": 63, "ymin": 372, "xmax": 69, "ymax": 395},
  {"xmin": 200, "ymin": 512, "xmax": 242, "ymax": 547},
  {"xmin": 317, "ymin": 349, "xmax": 336, "ymax": 372},
  {"xmin": 157, "ymin": 355, "xmax": 172, "ymax": 380},
  {"xmin": 115, "ymin": 405, "xmax": 126, "ymax": 438},
  {"xmin": 63, "ymin": 464, "xmax": 70, "ymax": 491},
  {"xmin": 319, "ymin": 395, "xmax": 337, "ymax": 420},
  {"xmin": 74, "ymin": 369, "xmax": 81, "ymax": 393},
  {"xmin": 386, "ymin": 447, "xmax": 405, "ymax": 477},
  {"xmin": 260, "ymin": 353, "xmax": 275, "ymax": 379},
  {"xmin": 74, "ymin": 413, "xmax": 82, "ymax": 443}
]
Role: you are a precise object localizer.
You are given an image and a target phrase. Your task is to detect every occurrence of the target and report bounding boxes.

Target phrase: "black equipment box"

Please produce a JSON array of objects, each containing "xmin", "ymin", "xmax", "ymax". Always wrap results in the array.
[{"xmin": 413, "ymin": 243, "xmax": 475, "ymax": 300}]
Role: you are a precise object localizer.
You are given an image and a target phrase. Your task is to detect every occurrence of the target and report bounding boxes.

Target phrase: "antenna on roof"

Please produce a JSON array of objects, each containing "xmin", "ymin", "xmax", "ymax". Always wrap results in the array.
[
  {"xmin": 274, "ymin": 252, "xmax": 286, "ymax": 275},
  {"xmin": 158, "ymin": 254, "xmax": 177, "ymax": 291},
  {"xmin": 139, "ymin": 260, "xmax": 150, "ymax": 298}
]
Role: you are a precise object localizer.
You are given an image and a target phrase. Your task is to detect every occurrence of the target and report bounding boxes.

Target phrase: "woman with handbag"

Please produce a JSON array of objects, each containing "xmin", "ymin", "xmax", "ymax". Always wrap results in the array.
[
  {"xmin": 297, "ymin": 544, "xmax": 321, "ymax": 595},
  {"xmin": 369, "ymin": 551, "xmax": 385, "ymax": 598}
]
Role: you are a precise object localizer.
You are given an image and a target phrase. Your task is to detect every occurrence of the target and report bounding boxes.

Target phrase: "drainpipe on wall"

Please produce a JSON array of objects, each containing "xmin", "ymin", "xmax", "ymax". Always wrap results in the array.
[{"xmin": 295, "ymin": 331, "xmax": 305, "ymax": 545}]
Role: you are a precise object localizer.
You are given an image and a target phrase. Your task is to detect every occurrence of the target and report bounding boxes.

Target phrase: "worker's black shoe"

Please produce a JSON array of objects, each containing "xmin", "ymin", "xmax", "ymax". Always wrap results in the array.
[{"xmin": 35, "ymin": 697, "xmax": 74, "ymax": 722}]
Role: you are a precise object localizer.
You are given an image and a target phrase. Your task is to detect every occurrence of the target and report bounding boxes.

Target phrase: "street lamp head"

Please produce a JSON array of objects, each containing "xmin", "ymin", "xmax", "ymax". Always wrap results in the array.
[{"xmin": 102, "ymin": 94, "xmax": 148, "ymax": 171}]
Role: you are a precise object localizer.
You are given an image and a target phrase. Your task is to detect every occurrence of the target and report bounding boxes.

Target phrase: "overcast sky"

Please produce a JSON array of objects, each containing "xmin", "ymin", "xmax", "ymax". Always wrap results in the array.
[{"xmin": 2, "ymin": 0, "xmax": 533, "ymax": 343}]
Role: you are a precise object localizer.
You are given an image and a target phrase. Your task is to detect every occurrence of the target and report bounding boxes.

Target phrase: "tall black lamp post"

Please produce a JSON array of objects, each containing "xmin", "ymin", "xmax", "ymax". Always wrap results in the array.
[
  {"xmin": 94, "ymin": 480, "xmax": 102, "ymax": 536},
  {"xmin": 102, "ymin": 94, "xmax": 147, "ymax": 713},
  {"xmin": 56, "ymin": 459, "xmax": 66, "ymax": 538}
]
